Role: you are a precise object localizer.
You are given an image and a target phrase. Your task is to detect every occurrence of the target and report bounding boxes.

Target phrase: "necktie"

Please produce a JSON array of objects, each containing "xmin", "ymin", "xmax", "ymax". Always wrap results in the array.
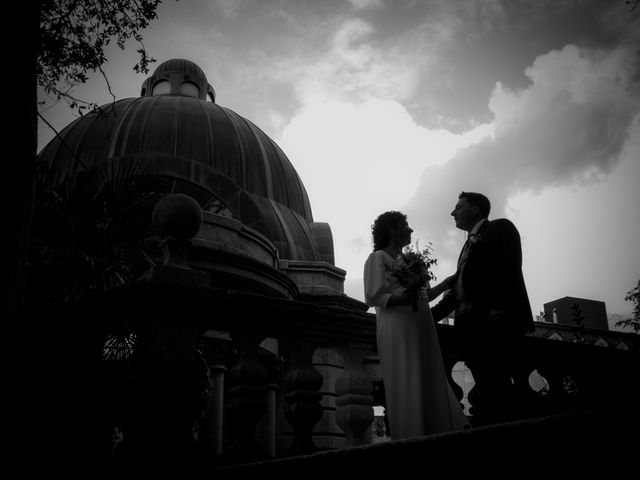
[{"xmin": 457, "ymin": 239, "xmax": 471, "ymax": 269}]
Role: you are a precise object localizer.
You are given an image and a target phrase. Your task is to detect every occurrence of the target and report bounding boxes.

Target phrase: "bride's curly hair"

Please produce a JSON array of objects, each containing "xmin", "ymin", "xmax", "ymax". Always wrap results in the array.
[{"xmin": 371, "ymin": 211, "xmax": 407, "ymax": 251}]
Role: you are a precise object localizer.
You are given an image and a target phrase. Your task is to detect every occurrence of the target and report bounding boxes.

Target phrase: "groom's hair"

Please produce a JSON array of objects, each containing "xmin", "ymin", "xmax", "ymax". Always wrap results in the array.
[
  {"xmin": 372, "ymin": 211, "xmax": 407, "ymax": 251},
  {"xmin": 459, "ymin": 191, "xmax": 491, "ymax": 218}
]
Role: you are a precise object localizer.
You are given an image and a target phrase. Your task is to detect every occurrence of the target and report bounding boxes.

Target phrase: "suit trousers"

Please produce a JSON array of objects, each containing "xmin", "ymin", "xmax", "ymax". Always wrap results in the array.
[{"xmin": 455, "ymin": 312, "xmax": 519, "ymax": 420}]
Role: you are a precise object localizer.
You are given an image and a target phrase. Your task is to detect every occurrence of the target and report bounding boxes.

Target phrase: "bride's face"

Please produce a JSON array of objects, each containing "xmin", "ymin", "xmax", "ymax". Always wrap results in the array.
[{"xmin": 392, "ymin": 220, "xmax": 412, "ymax": 247}]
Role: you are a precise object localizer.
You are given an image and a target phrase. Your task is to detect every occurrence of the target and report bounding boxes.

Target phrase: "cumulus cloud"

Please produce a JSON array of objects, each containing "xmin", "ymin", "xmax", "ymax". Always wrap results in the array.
[
  {"xmin": 508, "ymin": 115, "xmax": 640, "ymax": 317},
  {"xmin": 279, "ymin": 97, "xmax": 491, "ymax": 301},
  {"xmin": 277, "ymin": 17, "xmax": 436, "ymax": 106},
  {"xmin": 405, "ymin": 42, "xmax": 640, "ymax": 264}
]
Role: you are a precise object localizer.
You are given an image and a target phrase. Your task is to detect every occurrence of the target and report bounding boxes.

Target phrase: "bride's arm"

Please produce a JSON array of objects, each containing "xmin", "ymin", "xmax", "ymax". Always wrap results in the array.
[{"xmin": 426, "ymin": 274, "xmax": 455, "ymax": 300}]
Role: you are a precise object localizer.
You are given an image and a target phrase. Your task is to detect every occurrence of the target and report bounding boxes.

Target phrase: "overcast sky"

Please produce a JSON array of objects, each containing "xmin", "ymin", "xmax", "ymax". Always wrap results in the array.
[{"xmin": 38, "ymin": 0, "xmax": 640, "ymax": 329}]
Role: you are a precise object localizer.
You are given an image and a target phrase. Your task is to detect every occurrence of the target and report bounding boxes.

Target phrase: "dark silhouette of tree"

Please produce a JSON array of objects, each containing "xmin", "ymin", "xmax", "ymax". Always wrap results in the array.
[
  {"xmin": 28, "ymin": 160, "xmax": 164, "ymax": 310},
  {"xmin": 615, "ymin": 280, "xmax": 640, "ymax": 334},
  {"xmin": 38, "ymin": 0, "xmax": 163, "ymax": 116},
  {"xmin": 7, "ymin": 2, "xmax": 172, "ymax": 476},
  {"xmin": 570, "ymin": 302, "xmax": 586, "ymax": 343},
  {"xmin": 570, "ymin": 302, "xmax": 586, "ymax": 327}
]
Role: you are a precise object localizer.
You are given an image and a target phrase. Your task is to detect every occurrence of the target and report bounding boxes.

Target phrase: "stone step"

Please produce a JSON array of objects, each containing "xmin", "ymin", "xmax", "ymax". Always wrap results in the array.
[{"xmin": 205, "ymin": 405, "xmax": 637, "ymax": 476}]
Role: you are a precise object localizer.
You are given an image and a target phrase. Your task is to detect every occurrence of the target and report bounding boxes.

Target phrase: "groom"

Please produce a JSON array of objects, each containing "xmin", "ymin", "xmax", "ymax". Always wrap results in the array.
[{"xmin": 431, "ymin": 191, "xmax": 534, "ymax": 424}]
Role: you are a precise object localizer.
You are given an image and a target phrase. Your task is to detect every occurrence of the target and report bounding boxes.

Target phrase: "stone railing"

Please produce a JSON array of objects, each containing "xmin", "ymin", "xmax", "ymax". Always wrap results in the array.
[
  {"xmin": 55, "ymin": 274, "xmax": 639, "ymax": 475},
  {"xmin": 435, "ymin": 321, "xmax": 640, "ymax": 426},
  {"xmin": 29, "ymin": 194, "xmax": 640, "ymax": 477}
]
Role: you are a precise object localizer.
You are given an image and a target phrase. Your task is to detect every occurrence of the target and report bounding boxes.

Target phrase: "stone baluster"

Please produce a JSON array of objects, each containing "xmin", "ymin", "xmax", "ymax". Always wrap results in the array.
[
  {"xmin": 282, "ymin": 339, "xmax": 324, "ymax": 454},
  {"xmin": 335, "ymin": 343, "xmax": 374, "ymax": 447},
  {"xmin": 467, "ymin": 383, "xmax": 482, "ymax": 419},
  {"xmin": 223, "ymin": 330, "xmax": 268, "ymax": 462}
]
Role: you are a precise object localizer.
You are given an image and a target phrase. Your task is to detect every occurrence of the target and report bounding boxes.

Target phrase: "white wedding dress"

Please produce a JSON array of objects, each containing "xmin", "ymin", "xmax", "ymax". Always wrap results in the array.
[{"xmin": 364, "ymin": 250, "xmax": 470, "ymax": 439}]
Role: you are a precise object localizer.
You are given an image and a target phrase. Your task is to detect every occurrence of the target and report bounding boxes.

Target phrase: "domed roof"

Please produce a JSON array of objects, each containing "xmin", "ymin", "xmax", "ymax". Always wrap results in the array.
[
  {"xmin": 38, "ymin": 60, "xmax": 333, "ymax": 264},
  {"xmin": 155, "ymin": 58, "xmax": 207, "ymax": 79},
  {"xmin": 140, "ymin": 58, "xmax": 216, "ymax": 101}
]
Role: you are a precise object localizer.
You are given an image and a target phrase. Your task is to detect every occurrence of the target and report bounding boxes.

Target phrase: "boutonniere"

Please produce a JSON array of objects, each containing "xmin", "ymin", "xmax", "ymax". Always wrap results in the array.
[{"xmin": 468, "ymin": 233, "xmax": 483, "ymax": 245}]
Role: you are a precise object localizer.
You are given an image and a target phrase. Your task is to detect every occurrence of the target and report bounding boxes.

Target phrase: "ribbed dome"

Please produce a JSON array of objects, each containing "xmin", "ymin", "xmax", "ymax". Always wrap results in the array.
[
  {"xmin": 38, "ymin": 61, "xmax": 333, "ymax": 264},
  {"xmin": 140, "ymin": 58, "xmax": 216, "ymax": 101},
  {"xmin": 155, "ymin": 58, "xmax": 207, "ymax": 79}
]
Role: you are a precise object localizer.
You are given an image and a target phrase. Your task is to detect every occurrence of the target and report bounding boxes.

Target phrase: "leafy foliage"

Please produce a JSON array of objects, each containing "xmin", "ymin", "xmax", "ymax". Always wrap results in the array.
[
  {"xmin": 38, "ymin": 0, "xmax": 166, "ymax": 115},
  {"xmin": 27, "ymin": 160, "xmax": 165, "ymax": 310},
  {"xmin": 615, "ymin": 279, "xmax": 640, "ymax": 333},
  {"xmin": 409, "ymin": 241, "xmax": 438, "ymax": 281},
  {"xmin": 570, "ymin": 302, "xmax": 585, "ymax": 327},
  {"xmin": 384, "ymin": 241, "xmax": 438, "ymax": 311}
]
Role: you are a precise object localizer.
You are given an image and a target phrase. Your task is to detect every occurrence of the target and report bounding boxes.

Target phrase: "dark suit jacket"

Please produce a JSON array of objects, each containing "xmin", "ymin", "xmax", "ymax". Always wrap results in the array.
[{"xmin": 432, "ymin": 218, "xmax": 534, "ymax": 336}]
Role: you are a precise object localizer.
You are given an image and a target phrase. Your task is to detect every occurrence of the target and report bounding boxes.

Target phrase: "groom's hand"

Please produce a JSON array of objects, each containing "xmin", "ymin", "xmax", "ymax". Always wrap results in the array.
[{"xmin": 442, "ymin": 274, "xmax": 456, "ymax": 289}]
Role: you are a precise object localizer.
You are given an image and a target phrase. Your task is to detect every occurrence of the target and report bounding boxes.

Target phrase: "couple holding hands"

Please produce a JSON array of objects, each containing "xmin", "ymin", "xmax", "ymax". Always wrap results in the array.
[{"xmin": 364, "ymin": 191, "xmax": 534, "ymax": 440}]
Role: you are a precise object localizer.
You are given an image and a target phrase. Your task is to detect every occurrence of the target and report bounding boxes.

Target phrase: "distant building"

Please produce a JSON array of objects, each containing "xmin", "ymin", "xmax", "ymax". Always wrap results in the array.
[
  {"xmin": 543, "ymin": 296, "xmax": 609, "ymax": 331},
  {"xmin": 529, "ymin": 321, "xmax": 638, "ymax": 350}
]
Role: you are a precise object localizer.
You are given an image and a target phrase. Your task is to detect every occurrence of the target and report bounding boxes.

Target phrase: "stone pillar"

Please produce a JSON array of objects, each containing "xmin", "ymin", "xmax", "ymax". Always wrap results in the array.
[
  {"xmin": 117, "ymin": 193, "xmax": 209, "ymax": 474},
  {"xmin": 198, "ymin": 333, "xmax": 232, "ymax": 458},
  {"xmin": 282, "ymin": 339, "xmax": 324, "ymax": 454},
  {"xmin": 335, "ymin": 343, "xmax": 374, "ymax": 447},
  {"xmin": 223, "ymin": 331, "xmax": 268, "ymax": 462},
  {"xmin": 256, "ymin": 340, "xmax": 281, "ymax": 458},
  {"xmin": 201, "ymin": 362, "xmax": 226, "ymax": 456}
]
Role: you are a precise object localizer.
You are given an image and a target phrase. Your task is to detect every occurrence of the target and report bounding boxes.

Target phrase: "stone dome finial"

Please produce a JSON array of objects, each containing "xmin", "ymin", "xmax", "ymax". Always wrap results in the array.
[
  {"xmin": 141, "ymin": 58, "xmax": 216, "ymax": 102},
  {"xmin": 153, "ymin": 193, "xmax": 203, "ymax": 241}
]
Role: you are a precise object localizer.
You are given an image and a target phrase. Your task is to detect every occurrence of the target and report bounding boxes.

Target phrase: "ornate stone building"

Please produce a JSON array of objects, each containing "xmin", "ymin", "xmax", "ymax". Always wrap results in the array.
[
  {"xmin": 37, "ymin": 58, "xmax": 375, "ymax": 460},
  {"xmin": 39, "ymin": 58, "xmax": 348, "ymax": 302}
]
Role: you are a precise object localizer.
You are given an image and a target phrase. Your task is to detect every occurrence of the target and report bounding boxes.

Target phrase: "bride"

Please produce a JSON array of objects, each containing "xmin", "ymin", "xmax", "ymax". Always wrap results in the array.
[{"xmin": 363, "ymin": 211, "xmax": 470, "ymax": 439}]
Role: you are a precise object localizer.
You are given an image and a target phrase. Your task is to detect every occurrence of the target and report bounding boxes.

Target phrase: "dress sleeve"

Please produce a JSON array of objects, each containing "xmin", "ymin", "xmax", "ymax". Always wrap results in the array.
[{"xmin": 363, "ymin": 252, "xmax": 392, "ymax": 308}]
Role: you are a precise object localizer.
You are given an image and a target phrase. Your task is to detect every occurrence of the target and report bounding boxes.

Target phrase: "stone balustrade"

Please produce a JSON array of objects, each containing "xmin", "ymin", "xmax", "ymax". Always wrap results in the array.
[
  {"xmin": 55, "ymin": 277, "xmax": 639, "ymax": 473},
  {"xmin": 31, "ymin": 195, "xmax": 639, "ymax": 476}
]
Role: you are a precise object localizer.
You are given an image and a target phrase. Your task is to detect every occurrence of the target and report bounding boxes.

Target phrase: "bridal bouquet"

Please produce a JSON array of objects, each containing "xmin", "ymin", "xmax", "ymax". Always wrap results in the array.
[{"xmin": 386, "ymin": 241, "xmax": 438, "ymax": 311}]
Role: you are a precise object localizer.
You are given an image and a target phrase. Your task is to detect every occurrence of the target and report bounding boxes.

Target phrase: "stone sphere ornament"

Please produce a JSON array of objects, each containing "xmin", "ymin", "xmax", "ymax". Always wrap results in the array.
[{"xmin": 152, "ymin": 193, "xmax": 203, "ymax": 241}]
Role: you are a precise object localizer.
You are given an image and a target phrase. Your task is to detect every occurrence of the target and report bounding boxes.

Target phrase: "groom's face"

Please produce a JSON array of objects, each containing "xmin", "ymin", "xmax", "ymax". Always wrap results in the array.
[{"xmin": 451, "ymin": 198, "xmax": 479, "ymax": 232}]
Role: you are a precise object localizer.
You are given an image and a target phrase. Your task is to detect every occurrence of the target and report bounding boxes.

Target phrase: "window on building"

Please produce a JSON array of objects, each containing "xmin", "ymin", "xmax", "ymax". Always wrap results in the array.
[
  {"xmin": 180, "ymin": 81, "xmax": 200, "ymax": 98},
  {"xmin": 152, "ymin": 80, "xmax": 171, "ymax": 95}
]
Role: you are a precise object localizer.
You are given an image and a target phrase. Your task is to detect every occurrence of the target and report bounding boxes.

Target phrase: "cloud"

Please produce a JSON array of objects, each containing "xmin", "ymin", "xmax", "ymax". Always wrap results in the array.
[
  {"xmin": 279, "ymin": 97, "xmax": 491, "ymax": 303},
  {"xmin": 277, "ymin": 17, "xmax": 433, "ymax": 106},
  {"xmin": 153, "ymin": 2, "xmax": 465, "ymax": 137},
  {"xmin": 405, "ymin": 42, "xmax": 640, "ymax": 264},
  {"xmin": 239, "ymin": 10, "xmax": 459, "ymax": 109},
  {"xmin": 347, "ymin": 0, "xmax": 385, "ymax": 11},
  {"xmin": 508, "ymin": 115, "xmax": 640, "ymax": 317},
  {"xmin": 210, "ymin": 0, "xmax": 251, "ymax": 18}
]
